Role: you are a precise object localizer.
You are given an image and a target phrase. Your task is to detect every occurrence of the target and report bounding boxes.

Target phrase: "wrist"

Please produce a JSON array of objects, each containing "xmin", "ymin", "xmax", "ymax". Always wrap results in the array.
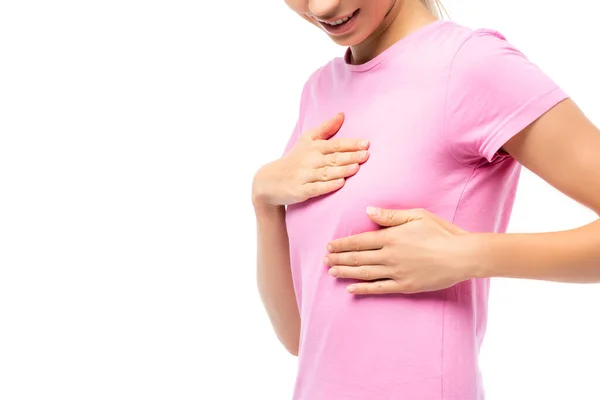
[
  {"xmin": 252, "ymin": 162, "xmax": 287, "ymax": 215},
  {"xmin": 252, "ymin": 186, "xmax": 283, "ymax": 216},
  {"xmin": 455, "ymin": 232, "xmax": 493, "ymax": 280},
  {"xmin": 251, "ymin": 166, "xmax": 271, "ymax": 206},
  {"xmin": 253, "ymin": 200, "xmax": 285, "ymax": 218},
  {"xmin": 252, "ymin": 187, "xmax": 285, "ymax": 220}
]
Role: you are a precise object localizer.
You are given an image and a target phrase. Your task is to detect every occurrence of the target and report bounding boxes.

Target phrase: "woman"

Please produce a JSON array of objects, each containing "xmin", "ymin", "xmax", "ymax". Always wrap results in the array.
[{"xmin": 251, "ymin": 0, "xmax": 600, "ymax": 398}]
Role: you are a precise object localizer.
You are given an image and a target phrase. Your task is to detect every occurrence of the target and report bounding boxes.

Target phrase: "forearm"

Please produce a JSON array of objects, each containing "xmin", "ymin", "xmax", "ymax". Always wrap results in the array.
[
  {"xmin": 254, "ymin": 204, "xmax": 300, "ymax": 356},
  {"xmin": 468, "ymin": 219, "xmax": 600, "ymax": 283}
]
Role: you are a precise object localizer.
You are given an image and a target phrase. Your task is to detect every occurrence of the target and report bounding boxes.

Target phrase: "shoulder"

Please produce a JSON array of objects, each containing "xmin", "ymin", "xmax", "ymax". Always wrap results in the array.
[
  {"xmin": 377, "ymin": 20, "xmax": 522, "ymax": 78},
  {"xmin": 302, "ymin": 63, "xmax": 327, "ymax": 90},
  {"xmin": 295, "ymin": 63, "xmax": 327, "ymax": 114},
  {"xmin": 443, "ymin": 24, "xmax": 536, "ymax": 82},
  {"xmin": 433, "ymin": 21, "xmax": 522, "ymax": 64},
  {"xmin": 441, "ymin": 23, "xmax": 567, "ymax": 165},
  {"xmin": 441, "ymin": 21, "xmax": 510, "ymax": 47},
  {"xmin": 295, "ymin": 54, "xmax": 348, "ymax": 112}
]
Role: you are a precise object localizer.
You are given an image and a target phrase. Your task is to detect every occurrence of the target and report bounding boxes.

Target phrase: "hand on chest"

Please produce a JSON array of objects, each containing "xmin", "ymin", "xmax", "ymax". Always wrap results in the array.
[{"xmin": 298, "ymin": 103, "xmax": 446, "ymax": 217}]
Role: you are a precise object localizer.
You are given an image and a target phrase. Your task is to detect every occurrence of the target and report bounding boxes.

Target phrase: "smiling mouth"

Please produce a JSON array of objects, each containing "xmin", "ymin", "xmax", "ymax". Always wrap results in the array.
[{"xmin": 317, "ymin": 9, "xmax": 359, "ymax": 27}]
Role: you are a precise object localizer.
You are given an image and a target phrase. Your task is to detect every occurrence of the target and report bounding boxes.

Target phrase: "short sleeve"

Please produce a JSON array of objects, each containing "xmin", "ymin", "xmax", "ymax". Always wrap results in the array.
[
  {"xmin": 444, "ymin": 29, "xmax": 570, "ymax": 165},
  {"xmin": 281, "ymin": 67, "xmax": 322, "ymax": 157}
]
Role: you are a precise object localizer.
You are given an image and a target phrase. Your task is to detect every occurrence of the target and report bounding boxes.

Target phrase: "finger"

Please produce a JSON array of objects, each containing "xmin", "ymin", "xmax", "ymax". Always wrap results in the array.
[
  {"xmin": 320, "ymin": 149, "xmax": 369, "ymax": 167},
  {"xmin": 347, "ymin": 280, "xmax": 401, "ymax": 295},
  {"xmin": 310, "ymin": 164, "xmax": 359, "ymax": 182},
  {"xmin": 366, "ymin": 207, "xmax": 426, "ymax": 227},
  {"xmin": 301, "ymin": 179, "xmax": 345, "ymax": 199},
  {"xmin": 320, "ymin": 138, "xmax": 369, "ymax": 154},
  {"xmin": 328, "ymin": 265, "xmax": 390, "ymax": 281},
  {"xmin": 324, "ymin": 249, "xmax": 384, "ymax": 267},
  {"xmin": 327, "ymin": 230, "xmax": 385, "ymax": 252},
  {"xmin": 305, "ymin": 113, "xmax": 345, "ymax": 141}
]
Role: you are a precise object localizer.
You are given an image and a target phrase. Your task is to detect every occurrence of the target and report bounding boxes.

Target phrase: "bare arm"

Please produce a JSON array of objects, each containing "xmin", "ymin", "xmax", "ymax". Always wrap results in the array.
[
  {"xmin": 254, "ymin": 203, "xmax": 300, "ymax": 356},
  {"xmin": 251, "ymin": 113, "xmax": 370, "ymax": 353},
  {"xmin": 472, "ymin": 98, "xmax": 600, "ymax": 282},
  {"xmin": 321, "ymin": 99, "xmax": 600, "ymax": 296}
]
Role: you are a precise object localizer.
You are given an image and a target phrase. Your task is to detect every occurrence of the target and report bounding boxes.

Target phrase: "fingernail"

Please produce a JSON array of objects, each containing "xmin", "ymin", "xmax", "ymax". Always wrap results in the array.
[
  {"xmin": 348, "ymin": 163, "xmax": 358, "ymax": 171},
  {"xmin": 322, "ymin": 257, "xmax": 330, "ymax": 266},
  {"xmin": 326, "ymin": 244, "xmax": 333, "ymax": 252},
  {"xmin": 359, "ymin": 150, "xmax": 368, "ymax": 160},
  {"xmin": 366, "ymin": 206, "xmax": 378, "ymax": 216},
  {"xmin": 359, "ymin": 140, "xmax": 369, "ymax": 149},
  {"xmin": 347, "ymin": 285, "xmax": 356, "ymax": 293},
  {"xmin": 329, "ymin": 268, "xmax": 337, "ymax": 277}
]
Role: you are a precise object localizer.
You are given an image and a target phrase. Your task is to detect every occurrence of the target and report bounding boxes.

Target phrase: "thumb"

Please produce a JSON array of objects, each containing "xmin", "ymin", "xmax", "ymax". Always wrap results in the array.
[
  {"xmin": 366, "ymin": 207, "xmax": 423, "ymax": 227},
  {"xmin": 306, "ymin": 112, "xmax": 344, "ymax": 141}
]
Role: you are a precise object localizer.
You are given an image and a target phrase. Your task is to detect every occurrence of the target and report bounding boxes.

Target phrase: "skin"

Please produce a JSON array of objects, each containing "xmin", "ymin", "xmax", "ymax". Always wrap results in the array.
[
  {"xmin": 284, "ymin": 0, "xmax": 436, "ymax": 64},
  {"xmin": 324, "ymin": 99, "xmax": 600, "ymax": 294},
  {"xmin": 253, "ymin": 113, "xmax": 369, "ymax": 355},
  {"xmin": 253, "ymin": 0, "xmax": 600, "ymax": 353}
]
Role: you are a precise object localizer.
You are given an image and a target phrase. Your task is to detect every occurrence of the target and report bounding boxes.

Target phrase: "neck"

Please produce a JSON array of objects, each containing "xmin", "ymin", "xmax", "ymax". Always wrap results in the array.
[{"xmin": 348, "ymin": 0, "xmax": 438, "ymax": 65}]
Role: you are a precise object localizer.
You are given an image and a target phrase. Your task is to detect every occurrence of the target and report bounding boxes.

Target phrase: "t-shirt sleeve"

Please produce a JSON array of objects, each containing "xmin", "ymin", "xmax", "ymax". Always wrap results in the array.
[
  {"xmin": 281, "ymin": 67, "xmax": 322, "ymax": 157},
  {"xmin": 444, "ymin": 29, "xmax": 570, "ymax": 165}
]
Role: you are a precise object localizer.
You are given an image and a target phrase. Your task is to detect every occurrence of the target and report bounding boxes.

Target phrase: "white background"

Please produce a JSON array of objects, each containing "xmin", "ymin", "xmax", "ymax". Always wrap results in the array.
[{"xmin": 1, "ymin": 0, "xmax": 599, "ymax": 399}]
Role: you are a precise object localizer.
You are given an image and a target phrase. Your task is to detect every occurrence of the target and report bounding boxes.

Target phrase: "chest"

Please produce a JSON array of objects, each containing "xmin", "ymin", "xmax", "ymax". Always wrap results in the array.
[
  {"xmin": 284, "ymin": 70, "xmax": 470, "ymax": 267},
  {"xmin": 295, "ymin": 79, "xmax": 454, "ymax": 218}
]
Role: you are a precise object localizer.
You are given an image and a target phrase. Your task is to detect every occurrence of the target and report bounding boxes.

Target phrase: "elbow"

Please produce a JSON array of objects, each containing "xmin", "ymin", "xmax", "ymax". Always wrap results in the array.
[
  {"xmin": 280, "ymin": 336, "xmax": 299, "ymax": 357},
  {"xmin": 285, "ymin": 343, "xmax": 299, "ymax": 357}
]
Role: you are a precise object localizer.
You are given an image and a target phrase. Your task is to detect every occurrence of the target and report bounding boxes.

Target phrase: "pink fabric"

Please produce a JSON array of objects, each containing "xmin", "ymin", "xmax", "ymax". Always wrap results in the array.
[{"xmin": 282, "ymin": 20, "xmax": 568, "ymax": 400}]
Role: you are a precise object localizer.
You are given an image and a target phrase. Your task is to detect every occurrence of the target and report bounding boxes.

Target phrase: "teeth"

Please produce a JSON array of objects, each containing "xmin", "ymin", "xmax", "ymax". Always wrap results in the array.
[{"xmin": 327, "ymin": 14, "xmax": 352, "ymax": 26}]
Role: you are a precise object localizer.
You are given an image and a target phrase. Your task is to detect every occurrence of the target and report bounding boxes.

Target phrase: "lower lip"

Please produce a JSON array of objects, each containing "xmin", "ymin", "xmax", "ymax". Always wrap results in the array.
[{"xmin": 318, "ymin": 10, "xmax": 359, "ymax": 36}]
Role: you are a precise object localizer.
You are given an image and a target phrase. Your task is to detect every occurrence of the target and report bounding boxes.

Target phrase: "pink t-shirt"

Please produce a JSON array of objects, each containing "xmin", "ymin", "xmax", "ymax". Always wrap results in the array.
[{"xmin": 282, "ymin": 20, "xmax": 568, "ymax": 400}]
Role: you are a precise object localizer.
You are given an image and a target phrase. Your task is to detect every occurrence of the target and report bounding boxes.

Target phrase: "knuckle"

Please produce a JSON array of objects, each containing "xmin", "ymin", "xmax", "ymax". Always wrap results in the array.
[
  {"xmin": 349, "ymin": 237, "xmax": 359, "ymax": 251},
  {"xmin": 330, "ymin": 152, "xmax": 339, "ymax": 165},
  {"xmin": 333, "ymin": 141, "xmax": 341, "ymax": 152},
  {"xmin": 376, "ymin": 281, "xmax": 385, "ymax": 293},
  {"xmin": 351, "ymin": 252, "xmax": 360, "ymax": 266},
  {"xmin": 321, "ymin": 166, "xmax": 328, "ymax": 180},
  {"xmin": 386, "ymin": 210, "xmax": 396, "ymax": 223},
  {"xmin": 309, "ymin": 141, "xmax": 322, "ymax": 153},
  {"xmin": 360, "ymin": 267, "xmax": 371, "ymax": 280},
  {"xmin": 304, "ymin": 169, "xmax": 316, "ymax": 184},
  {"xmin": 389, "ymin": 264, "xmax": 402, "ymax": 279},
  {"xmin": 313, "ymin": 153, "xmax": 325, "ymax": 167},
  {"xmin": 382, "ymin": 251, "xmax": 394, "ymax": 266}
]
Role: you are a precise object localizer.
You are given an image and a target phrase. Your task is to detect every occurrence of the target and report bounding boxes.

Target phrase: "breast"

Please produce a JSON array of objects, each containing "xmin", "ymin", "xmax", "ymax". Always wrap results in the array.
[{"xmin": 286, "ymin": 71, "xmax": 462, "ymax": 257}]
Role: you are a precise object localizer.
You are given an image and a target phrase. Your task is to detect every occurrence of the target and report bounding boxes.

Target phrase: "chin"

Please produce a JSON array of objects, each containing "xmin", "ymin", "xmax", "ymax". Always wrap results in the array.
[{"xmin": 326, "ymin": 30, "xmax": 372, "ymax": 47}]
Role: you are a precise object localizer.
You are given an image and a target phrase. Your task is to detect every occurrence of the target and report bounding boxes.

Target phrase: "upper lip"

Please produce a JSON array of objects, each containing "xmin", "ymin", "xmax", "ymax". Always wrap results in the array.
[{"xmin": 315, "ymin": 10, "xmax": 356, "ymax": 24}]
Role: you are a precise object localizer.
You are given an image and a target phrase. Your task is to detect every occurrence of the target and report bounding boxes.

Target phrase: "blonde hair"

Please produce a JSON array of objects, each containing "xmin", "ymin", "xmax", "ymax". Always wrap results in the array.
[{"xmin": 420, "ymin": 0, "xmax": 448, "ymax": 19}]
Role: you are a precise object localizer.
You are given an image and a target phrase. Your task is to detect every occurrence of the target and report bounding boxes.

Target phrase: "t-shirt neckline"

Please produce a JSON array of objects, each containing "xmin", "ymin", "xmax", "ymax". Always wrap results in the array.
[{"xmin": 343, "ymin": 19, "xmax": 450, "ymax": 72}]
